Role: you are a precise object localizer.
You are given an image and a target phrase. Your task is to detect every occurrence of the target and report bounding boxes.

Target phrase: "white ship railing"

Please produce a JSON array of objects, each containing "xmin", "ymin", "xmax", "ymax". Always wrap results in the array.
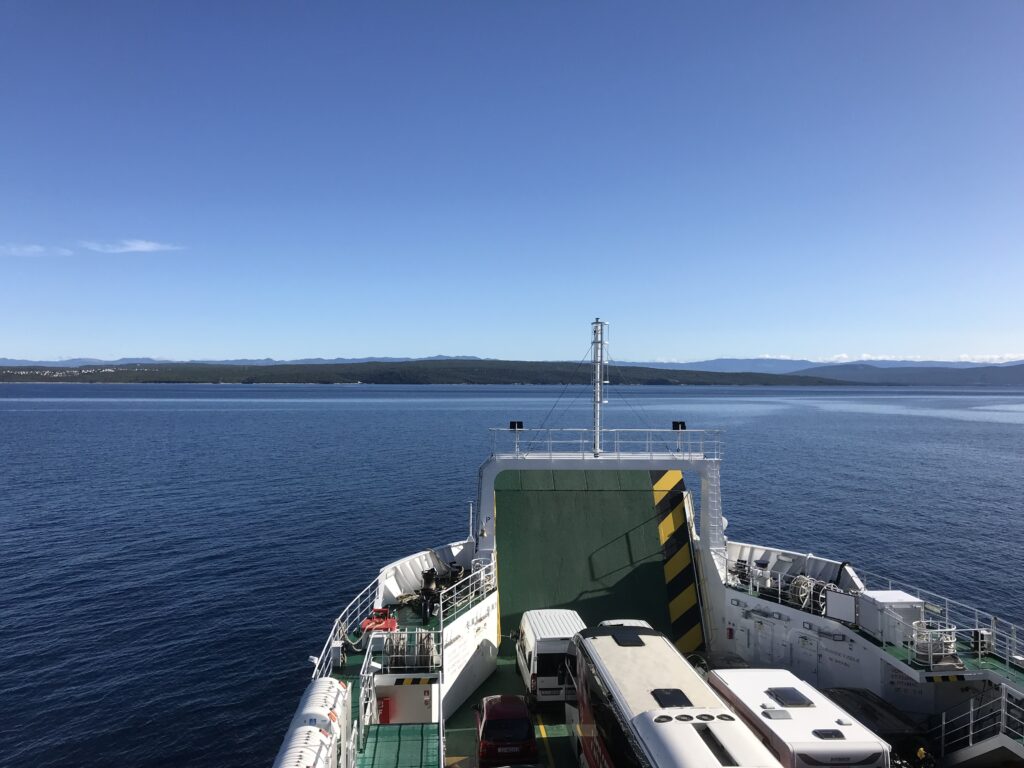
[
  {"xmin": 726, "ymin": 557, "xmax": 852, "ymax": 616},
  {"xmin": 439, "ymin": 559, "xmax": 495, "ymax": 627},
  {"xmin": 490, "ymin": 428, "xmax": 722, "ymax": 460},
  {"xmin": 857, "ymin": 568, "xmax": 1024, "ymax": 676},
  {"xmin": 365, "ymin": 629, "xmax": 443, "ymax": 674},
  {"xmin": 931, "ymin": 683, "xmax": 1024, "ymax": 756},
  {"xmin": 312, "ymin": 579, "xmax": 379, "ymax": 679},
  {"xmin": 358, "ymin": 666, "xmax": 375, "ymax": 751},
  {"xmin": 726, "ymin": 558, "xmax": 1024, "ymax": 678},
  {"xmin": 355, "ymin": 629, "xmax": 443, "ymax": 750},
  {"xmin": 314, "ymin": 558, "xmax": 496, "ymax": 680}
]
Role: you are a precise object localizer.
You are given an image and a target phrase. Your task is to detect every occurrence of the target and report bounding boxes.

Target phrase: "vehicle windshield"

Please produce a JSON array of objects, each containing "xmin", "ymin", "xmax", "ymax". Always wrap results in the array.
[{"xmin": 482, "ymin": 718, "xmax": 533, "ymax": 742}]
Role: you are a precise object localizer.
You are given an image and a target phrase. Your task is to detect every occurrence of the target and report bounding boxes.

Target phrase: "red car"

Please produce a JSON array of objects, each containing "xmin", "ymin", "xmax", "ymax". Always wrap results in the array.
[{"xmin": 475, "ymin": 695, "xmax": 538, "ymax": 767}]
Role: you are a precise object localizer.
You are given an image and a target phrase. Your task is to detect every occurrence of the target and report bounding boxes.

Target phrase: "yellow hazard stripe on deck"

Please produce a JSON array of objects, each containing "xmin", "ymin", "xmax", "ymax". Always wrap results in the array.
[
  {"xmin": 926, "ymin": 674, "xmax": 967, "ymax": 682},
  {"xmin": 651, "ymin": 469, "xmax": 705, "ymax": 654},
  {"xmin": 394, "ymin": 677, "xmax": 434, "ymax": 685}
]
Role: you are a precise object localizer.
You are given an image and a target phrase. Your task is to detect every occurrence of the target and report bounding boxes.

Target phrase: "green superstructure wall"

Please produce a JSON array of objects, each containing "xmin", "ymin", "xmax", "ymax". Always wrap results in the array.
[{"xmin": 493, "ymin": 469, "xmax": 674, "ymax": 638}]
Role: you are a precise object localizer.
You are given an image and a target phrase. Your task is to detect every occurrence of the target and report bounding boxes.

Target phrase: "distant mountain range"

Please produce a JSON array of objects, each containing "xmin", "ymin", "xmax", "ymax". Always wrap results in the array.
[
  {"xmin": 794, "ymin": 362, "xmax": 1024, "ymax": 386},
  {"xmin": 0, "ymin": 355, "xmax": 483, "ymax": 367},
  {"xmin": 618, "ymin": 357, "xmax": 1024, "ymax": 374},
  {"xmin": 0, "ymin": 360, "xmax": 843, "ymax": 387},
  {"xmin": 4, "ymin": 355, "xmax": 1020, "ymax": 371},
  {"xmin": 3, "ymin": 356, "xmax": 1023, "ymax": 386}
]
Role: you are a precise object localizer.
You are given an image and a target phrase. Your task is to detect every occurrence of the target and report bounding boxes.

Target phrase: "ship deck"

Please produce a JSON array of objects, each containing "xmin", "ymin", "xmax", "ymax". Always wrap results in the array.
[
  {"xmin": 331, "ymin": 627, "xmax": 576, "ymax": 768},
  {"xmin": 723, "ymin": 580, "xmax": 1024, "ymax": 688},
  {"xmin": 331, "ymin": 466, "xmax": 684, "ymax": 768},
  {"xmin": 878, "ymin": 637, "xmax": 1024, "ymax": 687}
]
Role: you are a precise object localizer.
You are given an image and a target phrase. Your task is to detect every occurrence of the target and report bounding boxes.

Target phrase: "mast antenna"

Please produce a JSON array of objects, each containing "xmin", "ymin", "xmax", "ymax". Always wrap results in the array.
[{"xmin": 591, "ymin": 318, "xmax": 608, "ymax": 455}]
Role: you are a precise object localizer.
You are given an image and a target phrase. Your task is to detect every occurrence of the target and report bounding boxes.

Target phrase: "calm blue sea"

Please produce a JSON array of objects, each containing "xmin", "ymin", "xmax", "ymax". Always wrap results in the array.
[{"xmin": 1, "ymin": 384, "xmax": 1022, "ymax": 766}]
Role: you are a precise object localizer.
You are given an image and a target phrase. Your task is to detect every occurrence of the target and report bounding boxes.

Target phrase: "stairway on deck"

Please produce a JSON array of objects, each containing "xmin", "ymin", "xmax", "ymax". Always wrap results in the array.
[{"xmin": 936, "ymin": 685, "xmax": 1024, "ymax": 767}]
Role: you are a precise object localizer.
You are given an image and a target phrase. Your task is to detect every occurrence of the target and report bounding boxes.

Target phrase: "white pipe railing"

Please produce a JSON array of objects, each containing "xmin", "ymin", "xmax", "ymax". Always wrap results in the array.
[
  {"xmin": 931, "ymin": 684, "xmax": 1024, "ymax": 755},
  {"xmin": 358, "ymin": 665, "xmax": 375, "ymax": 751},
  {"xmin": 726, "ymin": 557, "xmax": 1024, "ymax": 676},
  {"xmin": 858, "ymin": 567, "xmax": 1024, "ymax": 659},
  {"xmin": 490, "ymin": 428, "xmax": 723, "ymax": 460},
  {"xmin": 439, "ymin": 559, "xmax": 496, "ymax": 625},
  {"xmin": 312, "ymin": 578, "xmax": 380, "ymax": 679},
  {"xmin": 725, "ymin": 557, "xmax": 848, "ymax": 616}
]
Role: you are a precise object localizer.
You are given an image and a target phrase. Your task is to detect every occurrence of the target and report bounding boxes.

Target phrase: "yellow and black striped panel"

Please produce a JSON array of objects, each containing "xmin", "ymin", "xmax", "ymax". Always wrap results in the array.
[
  {"xmin": 651, "ymin": 470, "xmax": 705, "ymax": 654},
  {"xmin": 392, "ymin": 677, "xmax": 435, "ymax": 686},
  {"xmin": 926, "ymin": 674, "xmax": 967, "ymax": 683}
]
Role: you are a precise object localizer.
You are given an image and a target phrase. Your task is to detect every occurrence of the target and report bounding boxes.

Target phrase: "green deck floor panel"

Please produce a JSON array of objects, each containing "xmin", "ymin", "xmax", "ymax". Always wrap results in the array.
[
  {"xmin": 332, "ymin": 651, "xmax": 366, "ymax": 723},
  {"xmin": 494, "ymin": 470, "xmax": 672, "ymax": 635},
  {"xmin": 880, "ymin": 642, "xmax": 1024, "ymax": 687},
  {"xmin": 358, "ymin": 724, "xmax": 440, "ymax": 768}
]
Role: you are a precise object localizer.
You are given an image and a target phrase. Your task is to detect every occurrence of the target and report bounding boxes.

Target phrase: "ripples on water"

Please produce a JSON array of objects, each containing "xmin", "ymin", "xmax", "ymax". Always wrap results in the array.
[{"xmin": 1, "ymin": 384, "xmax": 1022, "ymax": 766}]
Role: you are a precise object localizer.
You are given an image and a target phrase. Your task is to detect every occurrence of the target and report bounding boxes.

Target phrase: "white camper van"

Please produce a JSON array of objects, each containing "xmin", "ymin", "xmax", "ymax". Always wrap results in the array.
[
  {"xmin": 708, "ymin": 669, "xmax": 891, "ymax": 768},
  {"xmin": 514, "ymin": 609, "xmax": 586, "ymax": 704}
]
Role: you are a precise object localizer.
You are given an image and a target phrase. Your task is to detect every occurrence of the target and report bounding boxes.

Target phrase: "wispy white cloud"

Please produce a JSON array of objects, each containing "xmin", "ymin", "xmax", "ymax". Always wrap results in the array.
[
  {"xmin": 820, "ymin": 353, "xmax": 1024, "ymax": 364},
  {"xmin": 79, "ymin": 239, "xmax": 183, "ymax": 254},
  {"xmin": 0, "ymin": 243, "xmax": 73, "ymax": 257},
  {"xmin": 956, "ymin": 353, "xmax": 1024, "ymax": 364}
]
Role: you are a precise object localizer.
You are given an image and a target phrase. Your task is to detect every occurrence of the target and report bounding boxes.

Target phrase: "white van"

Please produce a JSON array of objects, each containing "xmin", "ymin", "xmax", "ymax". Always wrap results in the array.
[{"xmin": 514, "ymin": 609, "xmax": 586, "ymax": 704}]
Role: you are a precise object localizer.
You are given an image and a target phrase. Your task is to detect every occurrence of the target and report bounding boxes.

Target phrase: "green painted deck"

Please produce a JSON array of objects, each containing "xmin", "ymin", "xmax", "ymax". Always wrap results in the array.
[
  {"xmin": 879, "ymin": 639, "xmax": 1024, "ymax": 687},
  {"xmin": 332, "ymin": 652, "xmax": 366, "ymax": 723},
  {"xmin": 493, "ymin": 469, "xmax": 673, "ymax": 635},
  {"xmin": 358, "ymin": 724, "xmax": 440, "ymax": 768},
  {"xmin": 340, "ymin": 468, "xmax": 690, "ymax": 768}
]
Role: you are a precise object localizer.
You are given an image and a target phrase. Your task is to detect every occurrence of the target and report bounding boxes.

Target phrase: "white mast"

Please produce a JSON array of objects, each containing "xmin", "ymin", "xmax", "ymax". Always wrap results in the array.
[{"xmin": 591, "ymin": 318, "xmax": 608, "ymax": 455}]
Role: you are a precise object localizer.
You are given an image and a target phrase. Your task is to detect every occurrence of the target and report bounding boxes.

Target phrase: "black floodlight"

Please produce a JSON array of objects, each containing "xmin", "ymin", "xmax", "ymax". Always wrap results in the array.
[
  {"xmin": 672, "ymin": 420, "xmax": 687, "ymax": 431},
  {"xmin": 509, "ymin": 421, "xmax": 524, "ymax": 431}
]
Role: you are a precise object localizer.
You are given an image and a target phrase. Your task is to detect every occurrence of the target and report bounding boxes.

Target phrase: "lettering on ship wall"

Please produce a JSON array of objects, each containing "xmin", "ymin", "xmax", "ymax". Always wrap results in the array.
[
  {"xmin": 885, "ymin": 665, "xmax": 926, "ymax": 700},
  {"xmin": 442, "ymin": 596, "xmax": 497, "ymax": 682}
]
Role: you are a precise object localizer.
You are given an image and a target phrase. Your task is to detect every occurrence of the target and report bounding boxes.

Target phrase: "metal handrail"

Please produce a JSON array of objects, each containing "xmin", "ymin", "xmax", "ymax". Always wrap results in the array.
[
  {"xmin": 358, "ymin": 666, "xmax": 375, "ymax": 751},
  {"xmin": 931, "ymin": 684, "xmax": 1024, "ymax": 755},
  {"xmin": 362, "ymin": 628, "xmax": 442, "ymax": 674},
  {"xmin": 312, "ymin": 578, "xmax": 380, "ymax": 679},
  {"xmin": 724, "ymin": 557, "xmax": 849, "ymax": 617},
  {"xmin": 857, "ymin": 568, "xmax": 1024, "ymax": 652},
  {"xmin": 726, "ymin": 558, "xmax": 1024, "ymax": 677},
  {"xmin": 490, "ymin": 428, "xmax": 723, "ymax": 460},
  {"xmin": 439, "ymin": 560, "xmax": 496, "ymax": 624}
]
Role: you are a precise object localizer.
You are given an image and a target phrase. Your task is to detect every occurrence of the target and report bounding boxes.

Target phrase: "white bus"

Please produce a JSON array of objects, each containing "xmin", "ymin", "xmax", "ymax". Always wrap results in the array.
[
  {"xmin": 708, "ymin": 669, "xmax": 891, "ymax": 768},
  {"xmin": 568, "ymin": 625, "xmax": 782, "ymax": 768}
]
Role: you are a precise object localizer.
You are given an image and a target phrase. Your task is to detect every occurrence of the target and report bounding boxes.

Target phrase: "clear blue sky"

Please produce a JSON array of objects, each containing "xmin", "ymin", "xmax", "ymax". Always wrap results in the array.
[{"xmin": 2, "ymin": 2, "xmax": 1022, "ymax": 362}]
